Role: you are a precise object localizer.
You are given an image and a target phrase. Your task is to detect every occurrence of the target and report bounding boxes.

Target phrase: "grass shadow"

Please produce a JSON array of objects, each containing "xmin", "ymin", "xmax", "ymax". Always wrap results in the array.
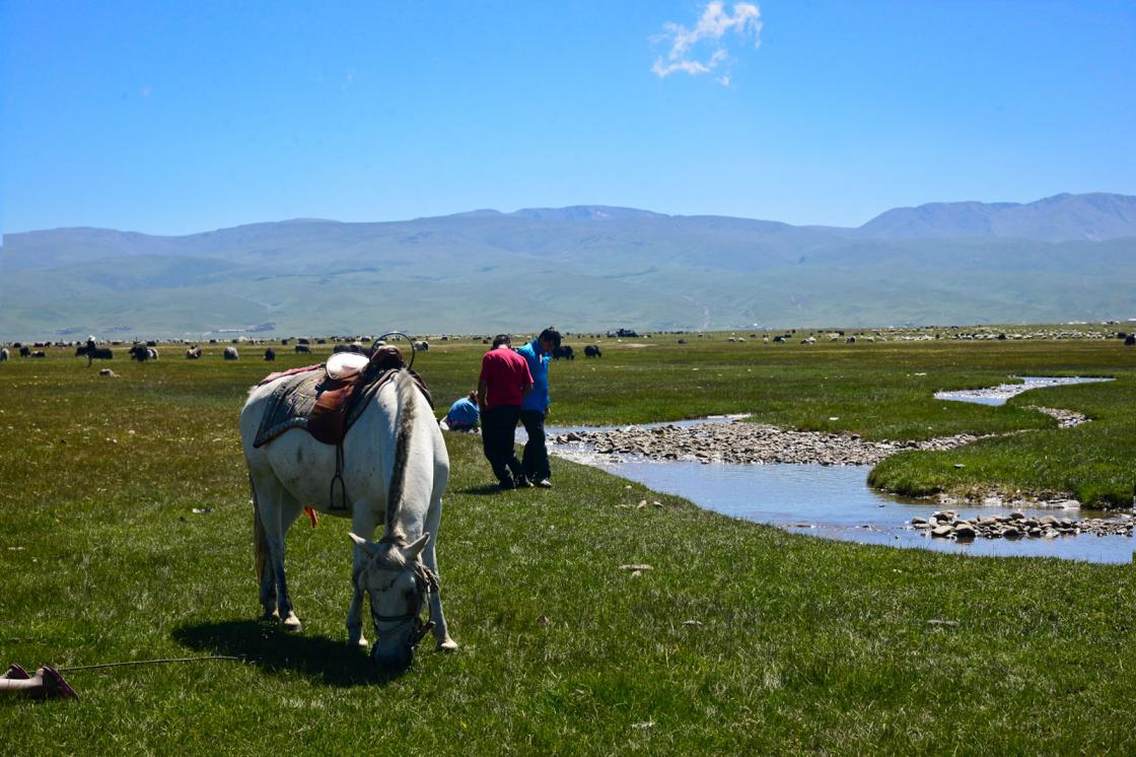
[
  {"xmin": 172, "ymin": 620, "xmax": 409, "ymax": 686},
  {"xmin": 455, "ymin": 483, "xmax": 506, "ymax": 496}
]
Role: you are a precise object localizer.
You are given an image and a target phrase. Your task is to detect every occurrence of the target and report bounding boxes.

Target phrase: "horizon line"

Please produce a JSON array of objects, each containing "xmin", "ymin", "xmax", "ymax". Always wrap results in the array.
[{"xmin": 3, "ymin": 190, "xmax": 1132, "ymax": 239}]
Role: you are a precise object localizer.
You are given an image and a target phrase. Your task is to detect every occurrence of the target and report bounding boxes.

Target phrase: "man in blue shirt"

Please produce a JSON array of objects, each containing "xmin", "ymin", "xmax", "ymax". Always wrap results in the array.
[
  {"xmin": 516, "ymin": 327, "xmax": 560, "ymax": 488},
  {"xmin": 443, "ymin": 391, "xmax": 480, "ymax": 432}
]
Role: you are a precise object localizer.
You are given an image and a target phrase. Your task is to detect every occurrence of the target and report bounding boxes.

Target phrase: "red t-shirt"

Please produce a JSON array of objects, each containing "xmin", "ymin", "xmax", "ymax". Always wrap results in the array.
[{"xmin": 479, "ymin": 347, "xmax": 533, "ymax": 409}]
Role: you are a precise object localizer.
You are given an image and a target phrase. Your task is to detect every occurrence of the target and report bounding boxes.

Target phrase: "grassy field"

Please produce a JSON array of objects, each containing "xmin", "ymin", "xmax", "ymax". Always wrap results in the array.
[{"xmin": 1, "ymin": 337, "xmax": 1134, "ymax": 752}]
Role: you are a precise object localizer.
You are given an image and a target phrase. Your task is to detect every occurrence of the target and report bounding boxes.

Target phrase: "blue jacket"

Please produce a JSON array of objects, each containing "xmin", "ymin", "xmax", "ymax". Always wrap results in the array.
[{"xmin": 516, "ymin": 339, "xmax": 550, "ymax": 412}]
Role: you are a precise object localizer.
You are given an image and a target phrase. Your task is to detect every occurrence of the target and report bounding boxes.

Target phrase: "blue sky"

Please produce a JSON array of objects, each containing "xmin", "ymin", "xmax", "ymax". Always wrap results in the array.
[{"xmin": 2, "ymin": 0, "xmax": 1134, "ymax": 234}]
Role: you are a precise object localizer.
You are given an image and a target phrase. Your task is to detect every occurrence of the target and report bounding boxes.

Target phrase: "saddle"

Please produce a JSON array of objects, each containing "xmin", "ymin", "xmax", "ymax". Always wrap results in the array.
[{"xmin": 253, "ymin": 346, "xmax": 432, "ymax": 449}]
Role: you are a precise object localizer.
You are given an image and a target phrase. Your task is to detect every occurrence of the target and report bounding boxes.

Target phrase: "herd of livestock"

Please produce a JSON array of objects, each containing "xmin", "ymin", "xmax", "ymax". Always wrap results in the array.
[
  {"xmin": 0, "ymin": 335, "xmax": 616, "ymax": 364},
  {"xmin": 0, "ymin": 336, "xmax": 435, "ymax": 363},
  {"xmin": 3, "ymin": 325, "xmax": 1133, "ymax": 365}
]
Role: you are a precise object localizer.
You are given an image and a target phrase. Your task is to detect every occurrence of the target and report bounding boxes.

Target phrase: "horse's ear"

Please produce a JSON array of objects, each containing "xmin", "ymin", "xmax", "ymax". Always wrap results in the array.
[
  {"xmin": 403, "ymin": 532, "xmax": 430, "ymax": 560},
  {"xmin": 349, "ymin": 532, "xmax": 378, "ymax": 556}
]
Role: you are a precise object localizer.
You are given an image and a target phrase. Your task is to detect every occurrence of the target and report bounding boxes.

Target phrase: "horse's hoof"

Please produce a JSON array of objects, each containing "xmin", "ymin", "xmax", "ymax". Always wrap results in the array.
[
  {"xmin": 358, "ymin": 636, "xmax": 369, "ymax": 648},
  {"xmin": 282, "ymin": 612, "xmax": 303, "ymax": 632},
  {"xmin": 261, "ymin": 609, "xmax": 280, "ymax": 623},
  {"xmin": 437, "ymin": 638, "xmax": 458, "ymax": 652}
]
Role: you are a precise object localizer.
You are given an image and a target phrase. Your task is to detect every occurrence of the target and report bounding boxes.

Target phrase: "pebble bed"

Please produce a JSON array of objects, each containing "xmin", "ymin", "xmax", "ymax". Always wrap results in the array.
[
  {"xmin": 554, "ymin": 421, "xmax": 995, "ymax": 467},
  {"xmin": 912, "ymin": 510, "xmax": 1134, "ymax": 540}
]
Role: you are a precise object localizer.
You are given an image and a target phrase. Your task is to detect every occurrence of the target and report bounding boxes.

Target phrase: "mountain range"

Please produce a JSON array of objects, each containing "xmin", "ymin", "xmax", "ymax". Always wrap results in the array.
[{"xmin": 2, "ymin": 193, "xmax": 1134, "ymax": 337}]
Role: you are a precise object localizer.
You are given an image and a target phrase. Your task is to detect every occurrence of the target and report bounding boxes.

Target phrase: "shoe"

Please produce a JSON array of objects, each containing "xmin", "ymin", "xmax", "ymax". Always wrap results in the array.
[
  {"xmin": 2, "ymin": 663, "xmax": 30, "ymax": 680},
  {"xmin": 39, "ymin": 666, "xmax": 78, "ymax": 700},
  {"xmin": 536, "ymin": 479, "xmax": 552, "ymax": 489}
]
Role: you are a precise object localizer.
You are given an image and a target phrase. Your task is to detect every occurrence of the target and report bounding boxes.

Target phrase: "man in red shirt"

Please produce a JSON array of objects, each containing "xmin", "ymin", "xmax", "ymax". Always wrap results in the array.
[{"xmin": 478, "ymin": 334, "xmax": 534, "ymax": 489}]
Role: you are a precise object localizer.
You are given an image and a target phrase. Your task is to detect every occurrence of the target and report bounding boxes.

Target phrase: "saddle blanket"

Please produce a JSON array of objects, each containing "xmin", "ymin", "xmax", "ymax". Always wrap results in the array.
[{"xmin": 253, "ymin": 366, "xmax": 432, "ymax": 448}]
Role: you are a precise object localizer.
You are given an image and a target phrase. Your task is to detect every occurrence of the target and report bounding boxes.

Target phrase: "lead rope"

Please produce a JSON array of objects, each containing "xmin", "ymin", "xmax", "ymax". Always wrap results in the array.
[{"xmin": 329, "ymin": 441, "xmax": 349, "ymax": 512}]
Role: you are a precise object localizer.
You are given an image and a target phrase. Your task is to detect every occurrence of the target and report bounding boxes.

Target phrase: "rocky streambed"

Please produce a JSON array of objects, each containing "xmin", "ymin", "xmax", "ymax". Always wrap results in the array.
[
  {"xmin": 554, "ymin": 421, "xmax": 991, "ymax": 466},
  {"xmin": 912, "ymin": 510, "xmax": 1134, "ymax": 540}
]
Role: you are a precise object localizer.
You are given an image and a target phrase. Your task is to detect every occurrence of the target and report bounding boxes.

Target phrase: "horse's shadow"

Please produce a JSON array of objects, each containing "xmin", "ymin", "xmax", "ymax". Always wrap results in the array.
[{"xmin": 172, "ymin": 620, "xmax": 405, "ymax": 686}]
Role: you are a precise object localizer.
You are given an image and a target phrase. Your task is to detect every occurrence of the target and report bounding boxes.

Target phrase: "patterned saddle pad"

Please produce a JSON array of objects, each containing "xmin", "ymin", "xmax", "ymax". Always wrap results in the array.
[{"xmin": 253, "ymin": 366, "xmax": 431, "ymax": 448}]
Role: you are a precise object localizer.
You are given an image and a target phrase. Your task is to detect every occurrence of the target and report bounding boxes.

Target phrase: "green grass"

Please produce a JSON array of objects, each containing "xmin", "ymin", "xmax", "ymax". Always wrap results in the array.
[{"xmin": 1, "ymin": 337, "xmax": 1134, "ymax": 752}]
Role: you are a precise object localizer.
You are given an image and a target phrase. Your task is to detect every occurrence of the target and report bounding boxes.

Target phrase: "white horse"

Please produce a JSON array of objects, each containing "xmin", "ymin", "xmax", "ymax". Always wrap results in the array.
[{"xmin": 239, "ymin": 368, "xmax": 457, "ymax": 670}]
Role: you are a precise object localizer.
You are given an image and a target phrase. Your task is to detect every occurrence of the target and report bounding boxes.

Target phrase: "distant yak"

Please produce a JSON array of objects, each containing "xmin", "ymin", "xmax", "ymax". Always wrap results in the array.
[{"xmin": 130, "ymin": 345, "xmax": 159, "ymax": 361}]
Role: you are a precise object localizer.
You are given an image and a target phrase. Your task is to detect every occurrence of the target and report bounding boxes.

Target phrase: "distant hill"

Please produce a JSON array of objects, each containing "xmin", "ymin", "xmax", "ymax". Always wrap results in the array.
[
  {"xmin": 2, "ymin": 195, "xmax": 1134, "ymax": 337},
  {"xmin": 859, "ymin": 193, "xmax": 1136, "ymax": 242}
]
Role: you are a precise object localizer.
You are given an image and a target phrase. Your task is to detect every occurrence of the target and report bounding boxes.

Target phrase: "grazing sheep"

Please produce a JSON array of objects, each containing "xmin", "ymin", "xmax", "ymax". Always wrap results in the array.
[
  {"xmin": 264, "ymin": 348, "xmax": 276, "ymax": 361},
  {"xmin": 185, "ymin": 346, "xmax": 202, "ymax": 359},
  {"xmin": 584, "ymin": 345, "xmax": 602, "ymax": 358},
  {"xmin": 224, "ymin": 346, "xmax": 239, "ymax": 360},
  {"xmin": 294, "ymin": 344, "xmax": 311, "ymax": 354},
  {"xmin": 0, "ymin": 348, "xmax": 8, "ymax": 362}
]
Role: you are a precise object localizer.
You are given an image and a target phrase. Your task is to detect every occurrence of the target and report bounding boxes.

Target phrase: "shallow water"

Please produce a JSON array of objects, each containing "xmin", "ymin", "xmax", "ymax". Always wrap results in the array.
[
  {"xmin": 580, "ymin": 460, "xmax": 1133, "ymax": 564},
  {"xmin": 519, "ymin": 404, "xmax": 1133, "ymax": 564},
  {"xmin": 934, "ymin": 375, "xmax": 1114, "ymax": 406}
]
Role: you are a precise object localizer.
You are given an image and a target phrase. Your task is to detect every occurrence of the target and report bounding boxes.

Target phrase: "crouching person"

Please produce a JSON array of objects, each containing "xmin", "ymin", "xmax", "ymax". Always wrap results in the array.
[{"xmin": 442, "ymin": 391, "xmax": 480, "ymax": 432}]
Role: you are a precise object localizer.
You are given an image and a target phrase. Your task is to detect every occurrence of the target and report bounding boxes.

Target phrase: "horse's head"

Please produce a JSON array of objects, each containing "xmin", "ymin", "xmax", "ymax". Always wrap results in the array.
[{"xmin": 349, "ymin": 532, "xmax": 437, "ymax": 672}]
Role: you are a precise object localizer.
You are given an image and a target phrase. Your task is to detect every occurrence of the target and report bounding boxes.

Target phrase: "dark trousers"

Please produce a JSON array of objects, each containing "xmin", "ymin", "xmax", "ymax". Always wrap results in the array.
[
  {"xmin": 482, "ymin": 406, "xmax": 523, "ymax": 483},
  {"xmin": 520, "ymin": 410, "xmax": 550, "ymax": 481}
]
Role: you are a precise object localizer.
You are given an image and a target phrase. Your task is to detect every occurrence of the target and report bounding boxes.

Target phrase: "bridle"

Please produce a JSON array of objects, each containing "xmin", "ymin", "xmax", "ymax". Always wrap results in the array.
[{"xmin": 358, "ymin": 556, "xmax": 439, "ymax": 648}]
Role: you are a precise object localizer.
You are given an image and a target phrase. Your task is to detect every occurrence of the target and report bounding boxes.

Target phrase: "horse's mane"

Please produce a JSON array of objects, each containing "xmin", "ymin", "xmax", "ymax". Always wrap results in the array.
[{"xmin": 385, "ymin": 369, "xmax": 419, "ymax": 536}]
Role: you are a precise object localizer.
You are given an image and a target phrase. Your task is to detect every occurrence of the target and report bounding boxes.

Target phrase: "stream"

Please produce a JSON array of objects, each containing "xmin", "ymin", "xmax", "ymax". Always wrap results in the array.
[{"xmin": 524, "ymin": 377, "xmax": 1131, "ymax": 564}]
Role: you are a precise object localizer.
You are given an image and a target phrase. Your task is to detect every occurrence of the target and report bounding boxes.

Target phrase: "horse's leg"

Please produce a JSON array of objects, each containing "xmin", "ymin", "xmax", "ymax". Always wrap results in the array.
[
  {"xmin": 347, "ymin": 504, "xmax": 378, "ymax": 648},
  {"xmin": 251, "ymin": 475, "xmax": 278, "ymax": 619},
  {"xmin": 252, "ymin": 471, "xmax": 304, "ymax": 631},
  {"xmin": 423, "ymin": 489, "xmax": 458, "ymax": 651}
]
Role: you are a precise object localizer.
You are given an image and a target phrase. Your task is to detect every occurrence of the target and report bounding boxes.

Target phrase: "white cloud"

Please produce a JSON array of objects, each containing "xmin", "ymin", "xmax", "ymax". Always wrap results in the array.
[{"xmin": 652, "ymin": 2, "xmax": 762, "ymax": 84}]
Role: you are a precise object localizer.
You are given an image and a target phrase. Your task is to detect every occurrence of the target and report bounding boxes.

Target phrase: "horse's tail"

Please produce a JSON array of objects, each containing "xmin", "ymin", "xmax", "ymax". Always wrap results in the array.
[
  {"xmin": 251, "ymin": 474, "xmax": 269, "ymax": 585},
  {"xmin": 385, "ymin": 369, "xmax": 420, "ymax": 536}
]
